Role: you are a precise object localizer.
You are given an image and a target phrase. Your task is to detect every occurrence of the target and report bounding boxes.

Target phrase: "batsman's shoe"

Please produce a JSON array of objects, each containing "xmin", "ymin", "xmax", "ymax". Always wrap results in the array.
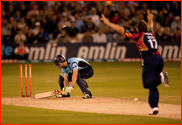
[
  {"xmin": 162, "ymin": 71, "xmax": 170, "ymax": 87},
  {"xmin": 62, "ymin": 93, "xmax": 70, "ymax": 97},
  {"xmin": 56, "ymin": 93, "xmax": 70, "ymax": 98},
  {"xmin": 149, "ymin": 107, "xmax": 159, "ymax": 115},
  {"xmin": 83, "ymin": 94, "xmax": 92, "ymax": 99}
]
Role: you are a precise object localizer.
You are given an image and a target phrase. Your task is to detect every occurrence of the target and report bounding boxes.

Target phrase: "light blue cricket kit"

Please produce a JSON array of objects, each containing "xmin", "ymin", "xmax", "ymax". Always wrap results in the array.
[
  {"xmin": 62, "ymin": 58, "xmax": 89, "ymax": 75},
  {"xmin": 58, "ymin": 57, "xmax": 93, "ymax": 97}
]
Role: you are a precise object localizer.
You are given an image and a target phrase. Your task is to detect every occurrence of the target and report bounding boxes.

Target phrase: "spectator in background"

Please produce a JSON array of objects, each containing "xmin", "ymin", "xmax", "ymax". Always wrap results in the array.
[
  {"xmin": 72, "ymin": 3, "xmax": 83, "ymax": 16},
  {"xmin": 14, "ymin": 10, "xmax": 21, "ymax": 22},
  {"xmin": 74, "ymin": 13, "xmax": 84, "ymax": 32},
  {"xmin": 160, "ymin": 28, "xmax": 171, "ymax": 42},
  {"xmin": 161, "ymin": 6, "xmax": 168, "ymax": 18},
  {"xmin": 61, "ymin": 16, "xmax": 71, "ymax": 28},
  {"xmin": 46, "ymin": 1, "xmax": 55, "ymax": 10},
  {"xmin": 47, "ymin": 15, "xmax": 58, "ymax": 39},
  {"xmin": 170, "ymin": 1, "xmax": 181, "ymax": 16},
  {"xmin": 26, "ymin": 28, "xmax": 38, "ymax": 44},
  {"xmin": 46, "ymin": 9, "xmax": 54, "ymax": 22},
  {"xmin": 67, "ymin": 21, "xmax": 79, "ymax": 43},
  {"xmin": 54, "ymin": 21, "xmax": 63, "ymax": 39},
  {"xmin": 14, "ymin": 29, "xmax": 27, "ymax": 44},
  {"xmin": 128, "ymin": 5, "xmax": 136, "ymax": 18},
  {"xmin": 32, "ymin": 22, "xmax": 41, "ymax": 36},
  {"xmin": 53, "ymin": 4, "xmax": 61, "ymax": 16},
  {"xmin": 99, "ymin": 20, "xmax": 109, "ymax": 33},
  {"xmin": 105, "ymin": 27, "xmax": 114, "ymax": 42},
  {"xmin": 5, "ymin": 3, "xmax": 14, "ymax": 18},
  {"xmin": 30, "ymin": 3, "xmax": 39, "ymax": 16},
  {"xmin": 1, "ymin": 1, "xmax": 181, "ymax": 44},
  {"xmin": 140, "ymin": 2, "xmax": 148, "ymax": 21},
  {"xmin": 93, "ymin": 28, "xmax": 107, "ymax": 43},
  {"xmin": 37, "ymin": 27, "xmax": 50, "ymax": 43},
  {"xmin": 119, "ymin": 2, "xmax": 130, "ymax": 14},
  {"xmin": 56, "ymin": 30, "xmax": 70, "ymax": 43},
  {"xmin": 171, "ymin": 16, "xmax": 181, "ymax": 34},
  {"xmin": 8, "ymin": 16, "xmax": 14, "ymax": 29},
  {"xmin": 123, "ymin": 21, "xmax": 132, "ymax": 31},
  {"xmin": 102, "ymin": 7, "xmax": 110, "ymax": 19},
  {"xmin": 42, "ymin": 3, "xmax": 49, "ymax": 17},
  {"xmin": 83, "ymin": 17, "xmax": 96, "ymax": 33},
  {"xmin": 90, "ymin": 7, "xmax": 100, "ymax": 27},
  {"xmin": 83, "ymin": 6, "xmax": 90, "ymax": 16},
  {"xmin": 11, "ymin": 21, "xmax": 20, "ymax": 38},
  {"xmin": 80, "ymin": 10, "xmax": 88, "ymax": 23},
  {"xmin": 67, "ymin": 10, "xmax": 75, "ymax": 22},
  {"xmin": 17, "ymin": 17, "xmax": 27, "ymax": 30},
  {"xmin": 111, "ymin": 12, "xmax": 120, "ymax": 24},
  {"xmin": 28, "ymin": 1, "xmax": 39, "ymax": 10},
  {"xmin": 14, "ymin": 41, "xmax": 29, "ymax": 60},
  {"xmin": 107, "ymin": 5, "xmax": 116, "ymax": 19},
  {"xmin": 1, "ymin": 20, "xmax": 8, "ymax": 38},
  {"xmin": 35, "ymin": 9, "xmax": 44, "ymax": 21},
  {"xmin": 40, "ymin": 15, "xmax": 48, "ymax": 30},
  {"xmin": 132, "ymin": 10, "xmax": 141, "ymax": 24},
  {"xmin": 81, "ymin": 30, "xmax": 93, "ymax": 43},
  {"xmin": 25, "ymin": 11, "xmax": 32, "ymax": 27},
  {"xmin": 23, "ymin": 25, "xmax": 29, "ymax": 35},
  {"xmin": 114, "ymin": 32, "xmax": 125, "ymax": 43},
  {"xmin": 171, "ymin": 27, "xmax": 181, "ymax": 42},
  {"xmin": 1, "ymin": 4, "xmax": 6, "ymax": 17},
  {"xmin": 97, "ymin": 5, "xmax": 104, "ymax": 17},
  {"xmin": 4, "ymin": 29, "xmax": 14, "ymax": 39},
  {"xmin": 165, "ymin": 12, "xmax": 174, "ymax": 27},
  {"xmin": 156, "ymin": 10, "xmax": 165, "ymax": 27},
  {"xmin": 118, "ymin": 18, "xmax": 125, "ymax": 27},
  {"xmin": 153, "ymin": 22, "xmax": 161, "ymax": 42},
  {"xmin": 29, "ymin": 16, "xmax": 36, "ymax": 28},
  {"xmin": 20, "ymin": 3, "xmax": 27, "ymax": 17},
  {"xmin": 62, "ymin": 6, "xmax": 68, "ymax": 16}
]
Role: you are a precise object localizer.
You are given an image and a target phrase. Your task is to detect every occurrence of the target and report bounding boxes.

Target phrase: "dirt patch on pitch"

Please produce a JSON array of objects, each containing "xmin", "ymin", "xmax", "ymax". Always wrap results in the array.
[{"xmin": 1, "ymin": 96, "xmax": 181, "ymax": 119}]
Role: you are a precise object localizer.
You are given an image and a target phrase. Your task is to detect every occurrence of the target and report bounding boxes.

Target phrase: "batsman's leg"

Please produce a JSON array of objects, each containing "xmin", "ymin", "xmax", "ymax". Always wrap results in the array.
[
  {"xmin": 77, "ymin": 74, "xmax": 92, "ymax": 99},
  {"xmin": 58, "ymin": 73, "xmax": 64, "ymax": 90}
]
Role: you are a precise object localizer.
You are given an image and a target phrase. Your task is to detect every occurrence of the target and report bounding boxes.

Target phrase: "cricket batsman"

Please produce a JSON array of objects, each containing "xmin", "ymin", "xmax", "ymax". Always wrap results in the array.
[{"xmin": 54, "ymin": 55, "xmax": 93, "ymax": 99}]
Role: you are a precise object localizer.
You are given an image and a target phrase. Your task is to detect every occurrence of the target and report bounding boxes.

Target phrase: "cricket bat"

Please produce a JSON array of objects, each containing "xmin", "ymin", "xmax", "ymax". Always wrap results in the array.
[{"xmin": 35, "ymin": 90, "xmax": 61, "ymax": 99}]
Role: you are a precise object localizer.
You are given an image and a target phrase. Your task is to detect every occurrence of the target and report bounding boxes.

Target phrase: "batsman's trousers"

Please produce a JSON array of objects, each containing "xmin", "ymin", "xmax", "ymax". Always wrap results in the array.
[
  {"xmin": 142, "ymin": 54, "xmax": 164, "ymax": 108},
  {"xmin": 58, "ymin": 65, "xmax": 94, "ymax": 96}
]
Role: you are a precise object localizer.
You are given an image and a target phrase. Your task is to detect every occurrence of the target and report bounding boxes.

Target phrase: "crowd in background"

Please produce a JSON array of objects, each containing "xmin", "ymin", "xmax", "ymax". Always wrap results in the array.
[{"xmin": 1, "ymin": 1, "xmax": 181, "ymax": 45}]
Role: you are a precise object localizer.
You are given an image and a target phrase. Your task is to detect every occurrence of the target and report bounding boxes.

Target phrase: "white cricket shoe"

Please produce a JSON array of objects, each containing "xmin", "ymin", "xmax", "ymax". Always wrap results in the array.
[
  {"xmin": 149, "ymin": 107, "xmax": 159, "ymax": 115},
  {"xmin": 160, "ymin": 71, "xmax": 169, "ymax": 87},
  {"xmin": 83, "ymin": 94, "xmax": 92, "ymax": 99},
  {"xmin": 161, "ymin": 71, "xmax": 170, "ymax": 87}
]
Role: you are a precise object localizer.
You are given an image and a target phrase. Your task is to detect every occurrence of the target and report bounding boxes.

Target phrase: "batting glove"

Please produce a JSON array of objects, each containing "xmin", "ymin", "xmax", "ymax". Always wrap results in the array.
[{"xmin": 65, "ymin": 85, "xmax": 74, "ymax": 93}]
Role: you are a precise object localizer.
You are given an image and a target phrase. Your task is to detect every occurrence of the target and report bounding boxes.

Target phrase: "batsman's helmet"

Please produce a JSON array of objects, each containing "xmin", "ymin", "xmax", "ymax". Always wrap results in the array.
[{"xmin": 54, "ymin": 55, "xmax": 66, "ymax": 66}]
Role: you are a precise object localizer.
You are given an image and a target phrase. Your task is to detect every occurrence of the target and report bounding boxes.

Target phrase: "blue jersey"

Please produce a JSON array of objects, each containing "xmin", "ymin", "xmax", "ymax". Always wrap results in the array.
[{"xmin": 62, "ymin": 58, "xmax": 90, "ymax": 75}]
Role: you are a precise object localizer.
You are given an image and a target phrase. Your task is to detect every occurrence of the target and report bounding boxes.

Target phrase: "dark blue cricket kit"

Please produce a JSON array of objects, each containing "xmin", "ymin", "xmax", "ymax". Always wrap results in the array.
[
  {"xmin": 58, "ymin": 58, "xmax": 93, "ymax": 96},
  {"xmin": 124, "ymin": 29, "xmax": 163, "ymax": 108}
]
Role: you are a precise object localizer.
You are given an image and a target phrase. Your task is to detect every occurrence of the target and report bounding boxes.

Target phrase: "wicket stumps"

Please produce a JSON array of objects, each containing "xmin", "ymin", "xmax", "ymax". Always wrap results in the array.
[{"xmin": 20, "ymin": 64, "xmax": 32, "ymax": 97}]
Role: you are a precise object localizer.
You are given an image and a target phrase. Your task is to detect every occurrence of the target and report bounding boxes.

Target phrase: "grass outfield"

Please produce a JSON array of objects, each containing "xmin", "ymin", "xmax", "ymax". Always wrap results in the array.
[{"xmin": 1, "ymin": 62, "xmax": 181, "ymax": 124}]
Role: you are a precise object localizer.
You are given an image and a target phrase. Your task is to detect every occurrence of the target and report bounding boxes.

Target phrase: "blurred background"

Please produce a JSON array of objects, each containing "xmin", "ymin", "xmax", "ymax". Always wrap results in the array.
[{"xmin": 1, "ymin": 1, "xmax": 181, "ymax": 61}]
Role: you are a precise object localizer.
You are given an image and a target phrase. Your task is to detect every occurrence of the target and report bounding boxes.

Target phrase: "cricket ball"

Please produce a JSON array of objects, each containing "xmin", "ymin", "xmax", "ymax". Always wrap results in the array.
[{"xmin": 134, "ymin": 98, "xmax": 138, "ymax": 102}]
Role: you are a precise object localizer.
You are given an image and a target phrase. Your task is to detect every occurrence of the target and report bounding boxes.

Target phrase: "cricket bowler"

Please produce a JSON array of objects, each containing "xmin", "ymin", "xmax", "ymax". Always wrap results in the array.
[{"xmin": 101, "ymin": 10, "xmax": 170, "ymax": 115}]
